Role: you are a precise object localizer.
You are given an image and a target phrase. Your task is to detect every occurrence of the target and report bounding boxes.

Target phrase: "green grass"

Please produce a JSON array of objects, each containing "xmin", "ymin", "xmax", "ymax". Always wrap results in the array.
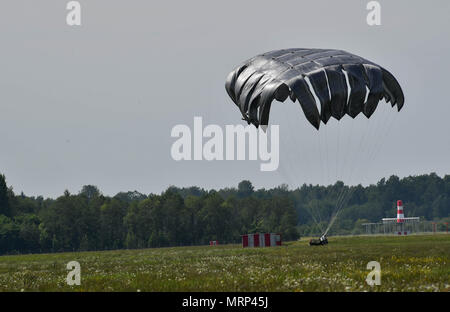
[{"xmin": 0, "ymin": 234, "xmax": 449, "ymax": 292}]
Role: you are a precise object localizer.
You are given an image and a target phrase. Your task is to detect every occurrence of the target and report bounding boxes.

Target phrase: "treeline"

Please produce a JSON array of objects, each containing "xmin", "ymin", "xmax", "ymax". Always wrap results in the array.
[
  {"xmin": 0, "ymin": 178, "xmax": 298, "ymax": 254},
  {"xmin": 0, "ymin": 173, "xmax": 449, "ymax": 255}
]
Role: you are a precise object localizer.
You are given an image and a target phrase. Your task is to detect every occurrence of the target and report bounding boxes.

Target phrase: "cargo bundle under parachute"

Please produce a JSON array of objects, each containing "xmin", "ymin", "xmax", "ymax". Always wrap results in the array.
[{"xmin": 309, "ymin": 235, "xmax": 328, "ymax": 246}]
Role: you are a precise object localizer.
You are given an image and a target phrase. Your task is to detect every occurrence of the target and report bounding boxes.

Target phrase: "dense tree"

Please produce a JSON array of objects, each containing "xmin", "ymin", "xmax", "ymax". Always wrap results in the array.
[
  {"xmin": 114, "ymin": 191, "xmax": 147, "ymax": 203},
  {"xmin": 0, "ymin": 215, "xmax": 18, "ymax": 253},
  {"xmin": 0, "ymin": 174, "xmax": 11, "ymax": 217},
  {"xmin": 80, "ymin": 185, "xmax": 101, "ymax": 200},
  {"xmin": 100, "ymin": 199, "xmax": 126, "ymax": 249},
  {"xmin": 237, "ymin": 180, "xmax": 254, "ymax": 198}
]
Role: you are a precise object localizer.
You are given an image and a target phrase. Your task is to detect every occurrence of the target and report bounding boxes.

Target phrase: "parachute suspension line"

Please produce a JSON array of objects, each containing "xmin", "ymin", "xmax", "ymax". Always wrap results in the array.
[
  {"xmin": 306, "ymin": 132, "xmax": 327, "ymax": 232},
  {"xmin": 331, "ymin": 118, "xmax": 372, "ymax": 220},
  {"xmin": 325, "ymin": 108, "xmax": 381, "ymax": 236},
  {"xmin": 277, "ymin": 149, "xmax": 323, "ymax": 231},
  {"xmin": 324, "ymin": 125, "xmax": 330, "ymax": 187},
  {"xmin": 277, "ymin": 121, "xmax": 300, "ymax": 189},
  {"xmin": 281, "ymin": 110, "xmax": 301, "ymax": 188},
  {"xmin": 276, "ymin": 149, "xmax": 326, "ymax": 233},
  {"xmin": 307, "ymin": 125, "xmax": 327, "ymax": 233},
  {"xmin": 316, "ymin": 103, "xmax": 330, "ymax": 235},
  {"xmin": 335, "ymin": 122, "xmax": 340, "ymax": 187},
  {"xmin": 324, "ymin": 105, "xmax": 400, "ymax": 236},
  {"xmin": 335, "ymin": 117, "xmax": 354, "ymax": 204},
  {"xmin": 364, "ymin": 107, "xmax": 399, "ymax": 178},
  {"xmin": 323, "ymin": 122, "xmax": 346, "ymax": 235},
  {"xmin": 325, "ymin": 121, "xmax": 347, "ymax": 236},
  {"xmin": 317, "ymin": 124, "xmax": 325, "ymax": 187},
  {"xmin": 328, "ymin": 110, "xmax": 398, "ymax": 235},
  {"xmin": 312, "ymin": 124, "xmax": 327, "ymax": 234},
  {"xmin": 277, "ymin": 111, "xmax": 325, "ymax": 234},
  {"xmin": 276, "ymin": 131, "xmax": 292, "ymax": 185},
  {"xmin": 338, "ymin": 112, "xmax": 381, "ymax": 220},
  {"xmin": 317, "ymin": 120, "xmax": 332, "ymax": 235},
  {"xmin": 352, "ymin": 104, "xmax": 393, "ymax": 182},
  {"xmin": 279, "ymin": 104, "xmax": 398, "ymax": 238},
  {"xmin": 309, "ymin": 201, "xmax": 325, "ymax": 234},
  {"xmin": 334, "ymin": 117, "xmax": 353, "ymax": 221},
  {"xmin": 338, "ymin": 118, "xmax": 356, "ymax": 200},
  {"xmin": 332, "ymin": 110, "xmax": 373, "ymax": 226},
  {"xmin": 278, "ymin": 115, "xmax": 305, "ymax": 187},
  {"xmin": 374, "ymin": 106, "xmax": 399, "ymax": 159},
  {"xmin": 363, "ymin": 103, "xmax": 393, "ymax": 178}
]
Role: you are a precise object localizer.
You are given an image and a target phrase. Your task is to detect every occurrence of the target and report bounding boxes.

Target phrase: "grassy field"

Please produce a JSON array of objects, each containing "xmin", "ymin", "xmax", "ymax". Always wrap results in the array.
[{"xmin": 0, "ymin": 234, "xmax": 449, "ymax": 292}]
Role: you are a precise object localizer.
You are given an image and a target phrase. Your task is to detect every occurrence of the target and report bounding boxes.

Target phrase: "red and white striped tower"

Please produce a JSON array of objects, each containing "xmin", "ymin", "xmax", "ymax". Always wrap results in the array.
[{"xmin": 397, "ymin": 200, "xmax": 405, "ymax": 223}]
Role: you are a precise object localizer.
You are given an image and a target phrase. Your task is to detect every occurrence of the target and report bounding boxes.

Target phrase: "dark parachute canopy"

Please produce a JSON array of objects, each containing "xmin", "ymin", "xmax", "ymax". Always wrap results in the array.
[{"xmin": 225, "ymin": 48, "xmax": 404, "ymax": 129}]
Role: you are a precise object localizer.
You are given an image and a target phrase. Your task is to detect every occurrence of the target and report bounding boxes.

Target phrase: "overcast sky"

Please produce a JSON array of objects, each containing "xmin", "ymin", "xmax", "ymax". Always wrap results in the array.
[{"xmin": 1, "ymin": 0, "xmax": 449, "ymax": 198}]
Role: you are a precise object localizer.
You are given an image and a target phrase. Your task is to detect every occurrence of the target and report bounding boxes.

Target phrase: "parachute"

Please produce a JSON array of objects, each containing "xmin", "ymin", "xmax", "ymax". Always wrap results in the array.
[
  {"xmin": 225, "ymin": 48, "xmax": 405, "ymax": 240},
  {"xmin": 225, "ymin": 48, "xmax": 404, "ymax": 129}
]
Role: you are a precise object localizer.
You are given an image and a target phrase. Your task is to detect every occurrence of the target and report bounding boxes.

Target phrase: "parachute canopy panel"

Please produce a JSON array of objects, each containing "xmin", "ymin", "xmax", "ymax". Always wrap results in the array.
[{"xmin": 225, "ymin": 48, "xmax": 404, "ymax": 129}]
